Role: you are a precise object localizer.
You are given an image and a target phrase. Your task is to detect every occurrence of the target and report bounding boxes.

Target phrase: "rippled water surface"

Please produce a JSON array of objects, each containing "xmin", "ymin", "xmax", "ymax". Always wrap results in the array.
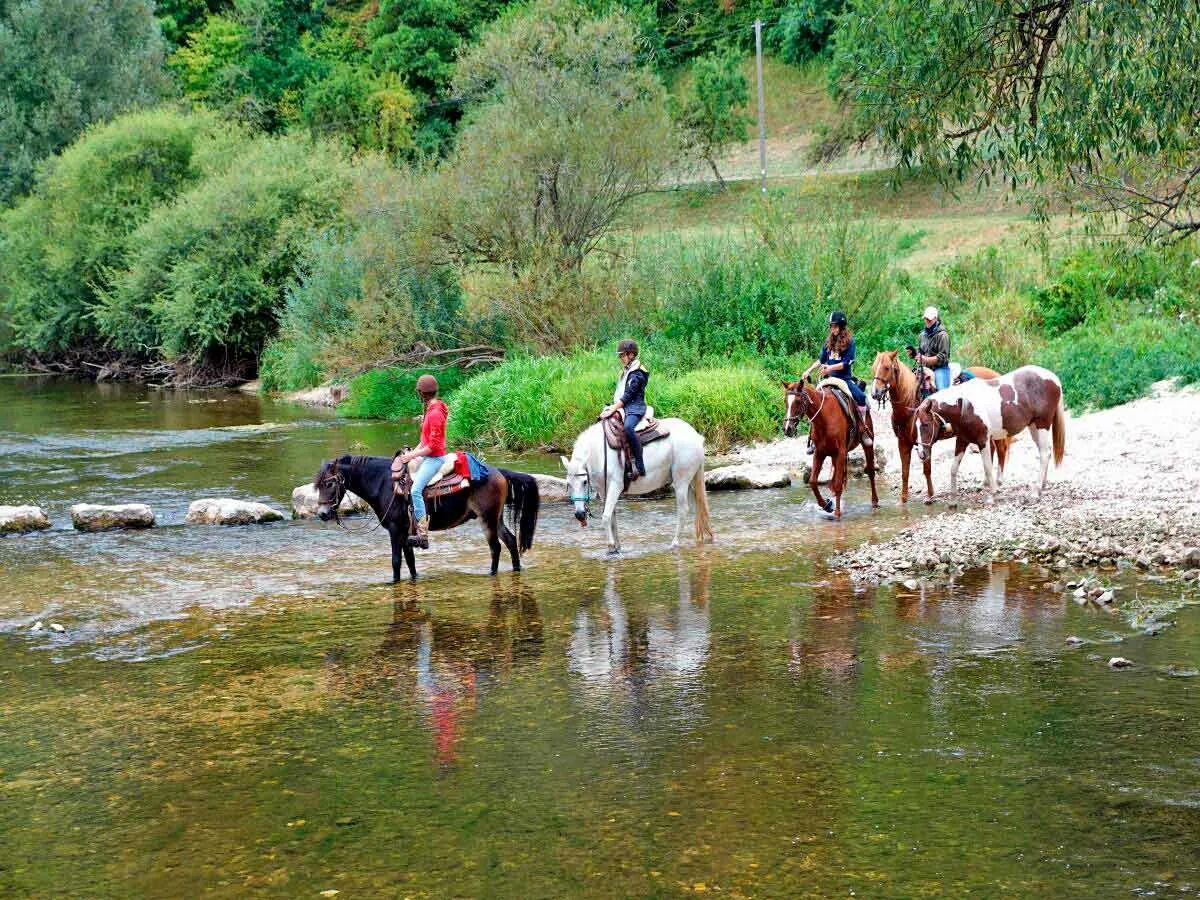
[{"xmin": 2, "ymin": 378, "xmax": 1199, "ymax": 898}]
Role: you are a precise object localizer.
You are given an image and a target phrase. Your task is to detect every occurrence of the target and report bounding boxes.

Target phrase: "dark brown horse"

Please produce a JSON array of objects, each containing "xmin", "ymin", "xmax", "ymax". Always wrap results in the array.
[
  {"xmin": 870, "ymin": 350, "xmax": 1011, "ymax": 504},
  {"xmin": 914, "ymin": 365, "xmax": 1066, "ymax": 508},
  {"xmin": 782, "ymin": 380, "xmax": 879, "ymax": 518},
  {"xmin": 313, "ymin": 455, "xmax": 539, "ymax": 580}
]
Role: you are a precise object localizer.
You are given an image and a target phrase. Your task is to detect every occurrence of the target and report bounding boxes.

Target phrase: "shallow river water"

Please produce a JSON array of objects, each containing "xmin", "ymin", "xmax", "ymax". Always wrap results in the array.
[{"xmin": 2, "ymin": 377, "xmax": 1199, "ymax": 898}]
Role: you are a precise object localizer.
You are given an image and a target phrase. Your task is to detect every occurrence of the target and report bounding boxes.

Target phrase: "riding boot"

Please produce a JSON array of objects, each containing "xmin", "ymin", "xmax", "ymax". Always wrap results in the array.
[
  {"xmin": 627, "ymin": 429, "xmax": 646, "ymax": 480},
  {"xmin": 806, "ymin": 437, "xmax": 814, "ymax": 455},
  {"xmin": 857, "ymin": 405, "xmax": 873, "ymax": 447},
  {"xmin": 409, "ymin": 515, "xmax": 430, "ymax": 549}
]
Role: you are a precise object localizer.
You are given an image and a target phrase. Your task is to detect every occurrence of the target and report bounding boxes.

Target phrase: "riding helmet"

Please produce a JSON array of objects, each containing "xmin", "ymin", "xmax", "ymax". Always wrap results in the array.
[
  {"xmin": 415, "ymin": 373, "xmax": 439, "ymax": 395},
  {"xmin": 829, "ymin": 310, "xmax": 847, "ymax": 327},
  {"xmin": 617, "ymin": 338, "xmax": 639, "ymax": 357}
]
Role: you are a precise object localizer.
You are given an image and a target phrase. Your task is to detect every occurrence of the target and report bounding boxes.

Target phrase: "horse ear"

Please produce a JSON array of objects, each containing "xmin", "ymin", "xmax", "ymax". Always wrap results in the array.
[{"xmin": 560, "ymin": 455, "xmax": 570, "ymax": 471}]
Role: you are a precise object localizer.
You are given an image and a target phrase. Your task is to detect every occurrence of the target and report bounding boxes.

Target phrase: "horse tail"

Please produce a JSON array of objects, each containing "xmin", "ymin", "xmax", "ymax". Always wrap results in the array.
[
  {"xmin": 1052, "ymin": 400, "xmax": 1066, "ymax": 466},
  {"xmin": 992, "ymin": 436, "xmax": 1011, "ymax": 473},
  {"xmin": 499, "ymin": 469, "xmax": 540, "ymax": 552},
  {"xmin": 692, "ymin": 463, "xmax": 714, "ymax": 544}
]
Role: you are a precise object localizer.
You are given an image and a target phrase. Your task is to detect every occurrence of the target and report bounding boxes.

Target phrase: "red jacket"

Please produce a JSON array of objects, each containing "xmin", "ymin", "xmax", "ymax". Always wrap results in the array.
[{"xmin": 421, "ymin": 399, "xmax": 448, "ymax": 456}]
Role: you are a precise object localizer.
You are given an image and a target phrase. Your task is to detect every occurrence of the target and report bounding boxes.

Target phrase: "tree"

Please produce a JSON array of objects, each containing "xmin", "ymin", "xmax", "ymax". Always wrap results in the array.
[
  {"xmin": 439, "ymin": 0, "xmax": 676, "ymax": 272},
  {"xmin": 673, "ymin": 49, "xmax": 752, "ymax": 188},
  {"xmin": 831, "ymin": 0, "xmax": 1200, "ymax": 242},
  {"xmin": 0, "ymin": 0, "xmax": 169, "ymax": 202},
  {"xmin": 301, "ymin": 65, "xmax": 417, "ymax": 157}
]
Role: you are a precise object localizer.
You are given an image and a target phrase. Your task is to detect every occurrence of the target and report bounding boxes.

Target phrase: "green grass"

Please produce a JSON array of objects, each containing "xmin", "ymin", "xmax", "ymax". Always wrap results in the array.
[{"xmin": 339, "ymin": 366, "xmax": 471, "ymax": 420}]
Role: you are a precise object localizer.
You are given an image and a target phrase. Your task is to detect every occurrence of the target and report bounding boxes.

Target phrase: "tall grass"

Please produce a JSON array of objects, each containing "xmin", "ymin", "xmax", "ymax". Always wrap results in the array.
[{"xmin": 340, "ymin": 366, "xmax": 471, "ymax": 420}]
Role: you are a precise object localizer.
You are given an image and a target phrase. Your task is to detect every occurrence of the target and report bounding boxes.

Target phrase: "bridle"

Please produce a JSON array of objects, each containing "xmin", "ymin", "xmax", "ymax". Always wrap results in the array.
[
  {"xmin": 784, "ymin": 384, "xmax": 828, "ymax": 431},
  {"xmin": 567, "ymin": 463, "xmax": 597, "ymax": 519},
  {"xmin": 916, "ymin": 406, "xmax": 949, "ymax": 455},
  {"xmin": 317, "ymin": 460, "xmax": 395, "ymax": 534}
]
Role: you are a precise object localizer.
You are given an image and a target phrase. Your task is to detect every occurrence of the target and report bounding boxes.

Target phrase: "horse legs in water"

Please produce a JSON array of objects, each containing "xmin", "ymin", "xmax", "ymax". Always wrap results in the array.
[
  {"xmin": 600, "ymin": 446, "xmax": 623, "ymax": 554},
  {"xmin": 671, "ymin": 466, "xmax": 691, "ymax": 549},
  {"xmin": 809, "ymin": 450, "xmax": 834, "ymax": 515},
  {"xmin": 388, "ymin": 525, "xmax": 417, "ymax": 581},
  {"xmin": 864, "ymin": 434, "xmax": 880, "ymax": 509}
]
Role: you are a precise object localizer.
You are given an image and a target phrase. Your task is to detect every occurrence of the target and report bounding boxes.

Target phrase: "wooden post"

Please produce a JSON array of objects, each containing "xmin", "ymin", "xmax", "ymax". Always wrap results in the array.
[{"xmin": 755, "ymin": 18, "xmax": 767, "ymax": 194}]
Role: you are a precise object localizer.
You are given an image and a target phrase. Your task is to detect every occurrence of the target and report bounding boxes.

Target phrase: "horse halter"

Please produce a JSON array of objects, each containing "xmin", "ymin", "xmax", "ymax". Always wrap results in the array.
[
  {"xmin": 785, "ymin": 386, "xmax": 827, "ymax": 427},
  {"xmin": 567, "ymin": 467, "xmax": 596, "ymax": 519}
]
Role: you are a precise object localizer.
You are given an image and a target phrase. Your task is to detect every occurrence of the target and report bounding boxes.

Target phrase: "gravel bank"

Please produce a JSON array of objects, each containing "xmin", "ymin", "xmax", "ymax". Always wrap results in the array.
[{"xmin": 829, "ymin": 381, "xmax": 1200, "ymax": 582}]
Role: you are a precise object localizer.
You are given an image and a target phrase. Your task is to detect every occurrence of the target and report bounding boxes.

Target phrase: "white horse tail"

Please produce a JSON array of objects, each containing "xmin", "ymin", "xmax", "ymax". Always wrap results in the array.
[{"xmin": 692, "ymin": 463, "xmax": 713, "ymax": 544}]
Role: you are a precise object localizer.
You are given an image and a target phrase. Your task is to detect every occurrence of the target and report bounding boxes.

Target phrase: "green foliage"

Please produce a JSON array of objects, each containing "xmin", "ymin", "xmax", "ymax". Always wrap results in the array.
[
  {"xmin": 441, "ymin": 0, "xmax": 676, "ymax": 271},
  {"xmin": 831, "ymin": 0, "xmax": 1200, "ymax": 241},
  {"xmin": 301, "ymin": 65, "xmax": 416, "ymax": 156},
  {"xmin": 0, "ymin": 0, "xmax": 169, "ymax": 202},
  {"xmin": 443, "ymin": 350, "xmax": 780, "ymax": 451},
  {"xmin": 169, "ymin": 15, "xmax": 248, "ymax": 103},
  {"xmin": 263, "ymin": 161, "xmax": 469, "ymax": 389},
  {"xmin": 97, "ymin": 135, "xmax": 354, "ymax": 365},
  {"xmin": 767, "ymin": 0, "xmax": 845, "ymax": 64},
  {"xmin": 646, "ymin": 209, "xmax": 898, "ymax": 360},
  {"xmin": 0, "ymin": 107, "xmax": 236, "ymax": 354},
  {"xmin": 340, "ymin": 366, "xmax": 471, "ymax": 420},
  {"xmin": 1044, "ymin": 318, "xmax": 1200, "ymax": 411},
  {"xmin": 673, "ymin": 49, "xmax": 752, "ymax": 187}
]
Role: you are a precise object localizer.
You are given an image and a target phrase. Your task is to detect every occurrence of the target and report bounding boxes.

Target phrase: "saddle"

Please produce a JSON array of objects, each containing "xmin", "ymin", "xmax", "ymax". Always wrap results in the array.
[
  {"xmin": 601, "ymin": 407, "xmax": 670, "ymax": 491},
  {"xmin": 602, "ymin": 406, "xmax": 670, "ymax": 450},
  {"xmin": 915, "ymin": 363, "xmax": 963, "ymax": 400},
  {"xmin": 390, "ymin": 452, "xmax": 470, "ymax": 500}
]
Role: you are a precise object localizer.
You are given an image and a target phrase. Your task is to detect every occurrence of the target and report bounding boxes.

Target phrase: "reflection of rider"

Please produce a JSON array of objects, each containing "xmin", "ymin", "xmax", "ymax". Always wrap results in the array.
[
  {"xmin": 395, "ymin": 373, "xmax": 449, "ymax": 549},
  {"xmin": 600, "ymin": 339, "xmax": 648, "ymax": 481},
  {"xmin": 805, "ymin": 311, "xmax": 872, "ymax": 452},
  {"xmin": 907, "ymin": 306, "xmax": 951, "ymax": 391}
]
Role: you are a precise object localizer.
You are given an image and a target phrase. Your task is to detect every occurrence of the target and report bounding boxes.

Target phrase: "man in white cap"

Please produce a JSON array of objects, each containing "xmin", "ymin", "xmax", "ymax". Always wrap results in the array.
[{"xmin": 907, "ymin": 305, "xmax": 951, "ymax": 391}]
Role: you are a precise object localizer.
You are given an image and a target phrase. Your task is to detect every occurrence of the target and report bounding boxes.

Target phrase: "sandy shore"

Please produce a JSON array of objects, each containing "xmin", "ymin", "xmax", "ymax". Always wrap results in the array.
[{"xmin": 816, "ymin": 380, "xmax": 1200, "ymax": 581}]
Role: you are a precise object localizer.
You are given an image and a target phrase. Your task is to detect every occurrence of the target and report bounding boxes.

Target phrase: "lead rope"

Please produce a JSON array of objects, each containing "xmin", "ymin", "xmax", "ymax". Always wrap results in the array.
[{"xmin": 329, "ymin": 465, "xmax": 398, "ymax": 536}]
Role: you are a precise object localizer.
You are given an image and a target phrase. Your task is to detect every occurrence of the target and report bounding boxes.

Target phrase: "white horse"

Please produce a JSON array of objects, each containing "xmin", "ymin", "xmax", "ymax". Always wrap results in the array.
[{"xmin": 561, "ymin": 416, "xmax": 713, "ymax": 554}]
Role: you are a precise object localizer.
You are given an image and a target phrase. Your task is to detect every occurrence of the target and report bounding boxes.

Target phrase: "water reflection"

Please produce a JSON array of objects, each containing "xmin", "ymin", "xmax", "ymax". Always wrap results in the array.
[
  {"xmin": 380, "ymin": 580, "xmax": 543, "ymax": 767},
  {"xmin": 568, "ymin": 558, "xmax": 712, "ymax": 730},
  {"xmin": 788, "ymin": 571, "xmax": 865, "ymax": 682}
]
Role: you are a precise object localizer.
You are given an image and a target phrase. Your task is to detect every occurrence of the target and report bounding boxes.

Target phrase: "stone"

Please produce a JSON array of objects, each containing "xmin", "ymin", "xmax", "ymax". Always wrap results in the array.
[
  {"xmin": 186, "ymin": 499, "xmax": 285, "ymax": 526},
  {"xmin": 1095, "ymin": 590, "xmax": 1115, "ymax": 605},
  {"xmin": 0, "ymin": 505, "xmax": 51, "ymax": 534},
  {"xmin": 704, "ymin": 464, "xmax": 791, "ymax": 491},
  {"xmin": 1108, "ymin": 657, "xmax": 1134, "ymax": 669},
  {"xmin": 902, "ymin": 579, "xmax": 919, "ymax": 591},
  {"xmin": 1135, "ymin": 555, "xmax": 1153, "ymax": 570},
  {"xmin": 291, "ymin": 484, "xmax": 369, "ymax": 519},
  {"xmin": 1181, "ymin": 547, "xmax": 1200, "ymax": 569},
  {"xmin": 532, "ymin": 473, "xmax": 570, "ymax": 503},
  {"xmin": 1182, "ymin": 570, "xmax": 1199, "ymax": 583},
  {"xmin": 49, "ymin": 623, "xmax": 65, "ymax": 633},
  {"xmin": 30, "ymin": 620, "xmax": 44, "ymax": 633},
  {"xmin": 70, "ymin": 503, "xmax": 155, "ymax": 532},
  {"xmin": 1065, "ymin": 635, "xmax": 1084, "ymax": 647}
]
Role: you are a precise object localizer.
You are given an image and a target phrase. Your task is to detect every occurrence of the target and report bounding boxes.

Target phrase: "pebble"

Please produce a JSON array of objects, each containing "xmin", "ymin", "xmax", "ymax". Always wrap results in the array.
[
  {"xmin": 1108, "ymin": 657, "xmax": 1134, "ymax": 669},
  {"xmin": 1095, "ymin": 590, "xmax": 1114, "ymax": 605},
  {"xmin": 30, "ymin": 620, "xmax": 44, "ymax": 633},
  {"xmin": 49, "ymin": 622, "xmax": 65, "ymax": 633},
  {"xmin": 902, "ymin": 579, "xmax": 918, "ymax": 591},
  {"xmin": 1065, "ymin": 635, "xmax": 1085, "ymax": 647}
]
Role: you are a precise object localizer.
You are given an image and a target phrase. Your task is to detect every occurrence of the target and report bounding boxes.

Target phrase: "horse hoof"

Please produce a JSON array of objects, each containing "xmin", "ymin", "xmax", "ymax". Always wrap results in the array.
[{"xmin": 923, "ymin": 497, "xmax": 934, "ymax": 506}]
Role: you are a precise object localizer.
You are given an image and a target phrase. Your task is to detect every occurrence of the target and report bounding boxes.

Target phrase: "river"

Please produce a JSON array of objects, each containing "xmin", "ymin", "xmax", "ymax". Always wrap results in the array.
[{"xmin": 2, "ymin": 377, "xmax": 1199, "ymax": 897}]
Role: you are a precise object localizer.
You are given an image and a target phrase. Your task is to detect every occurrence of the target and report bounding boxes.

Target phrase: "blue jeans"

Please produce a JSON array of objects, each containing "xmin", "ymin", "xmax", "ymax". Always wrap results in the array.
[
  {"xmin": 623, "ymin": 412, "xmax": 645, "ymax": 475},
  {"xmin": 934, "ymin": 366, "xmax": 951, "ymax": 390},
  {"xmin": 411, "ymin": 454, "xmax": 453, "ymax": 520},
  {"xmin": 846, "ymin": 379, "xmax": 867, "ymax": 406}
]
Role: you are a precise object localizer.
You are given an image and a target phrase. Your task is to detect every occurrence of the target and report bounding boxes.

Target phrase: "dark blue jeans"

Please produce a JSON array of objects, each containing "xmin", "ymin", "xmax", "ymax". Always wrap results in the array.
[{"xmin": 623, "ymin": 412, "xmax": 645, "ymax": 475}]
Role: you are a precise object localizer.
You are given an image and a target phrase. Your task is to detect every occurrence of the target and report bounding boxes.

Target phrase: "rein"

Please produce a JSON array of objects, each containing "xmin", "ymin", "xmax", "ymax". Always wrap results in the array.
[{"xmin": 321, "ymin": 463, "xmax": 398, "ymax": 535}]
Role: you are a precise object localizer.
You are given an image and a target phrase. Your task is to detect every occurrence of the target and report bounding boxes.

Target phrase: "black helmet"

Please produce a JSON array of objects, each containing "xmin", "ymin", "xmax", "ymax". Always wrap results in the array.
[
  {"xmin": 829, "ymin": 310, "xmax": 847, "ymax": 327},
  {"xmin": 617, "ymin": 338, "xmax": 639, "ymax": 356}
]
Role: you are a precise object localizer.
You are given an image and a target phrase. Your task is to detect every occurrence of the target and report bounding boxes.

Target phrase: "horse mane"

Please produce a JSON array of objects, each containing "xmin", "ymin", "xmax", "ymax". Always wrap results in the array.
[
  {"xmin": 313, "ymin": 454, "xmax": 388, "ymax": 486},
  {"xmin": 885, "ymin": 350, "xmax": 918, "ymax": 409}
]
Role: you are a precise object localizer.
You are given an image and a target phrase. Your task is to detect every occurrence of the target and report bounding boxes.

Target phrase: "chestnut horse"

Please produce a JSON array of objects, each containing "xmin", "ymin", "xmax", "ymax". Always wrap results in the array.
[
  {"xmin": 915, "ymin": 365, "xmax": 1066, "ymax": 507},
  {"xmin": 870, "ymin": 350, "xmax": 1010, "ymax": 504},
  {"xmin": 782, "ymin": 379, "xmax": 879, "ymax": 518}
]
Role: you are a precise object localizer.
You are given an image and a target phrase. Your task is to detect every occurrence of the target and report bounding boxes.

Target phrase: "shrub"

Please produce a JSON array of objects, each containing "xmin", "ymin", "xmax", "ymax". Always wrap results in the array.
[
  {"xmin": 0, "ymin": 107, "xmax": 238, "ymax": 354},
  {"xmin": 340, "ymin": 366, "xmax": 471, "ymax": 420},
  {"xmin": 96, "ymin": 135, "xmax": 354, "ymax": 365},
  {"xmin": 655, "ymin": 365, "xmax": 779, "ymax": 449},
  {"xmin": 1043, "ymin": 318, "xmax": 1200, "ymax": 411}
]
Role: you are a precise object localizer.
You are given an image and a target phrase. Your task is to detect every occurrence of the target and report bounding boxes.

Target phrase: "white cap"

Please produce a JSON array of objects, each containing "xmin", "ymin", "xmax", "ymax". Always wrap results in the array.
[{"xmin": 923, "ymin": 306, "xmax": 939, "ymax": 321}]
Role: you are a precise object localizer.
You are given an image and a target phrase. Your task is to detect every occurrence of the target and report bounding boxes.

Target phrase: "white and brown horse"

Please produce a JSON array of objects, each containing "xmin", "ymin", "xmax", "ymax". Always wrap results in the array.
[
  {"xmin": 914, "ymin": 365, "xmax": 1066, "ymax": 507},
  {"xmin": 870, "ymin": 350, "xmax": 1010, "ymax": 503}
]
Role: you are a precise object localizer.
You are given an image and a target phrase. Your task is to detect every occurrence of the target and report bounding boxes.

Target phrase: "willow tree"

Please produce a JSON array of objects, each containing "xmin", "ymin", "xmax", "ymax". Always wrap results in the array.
[{"xmin": 831, "ymin": 0, "xmax": 1200, "ymax": 241}]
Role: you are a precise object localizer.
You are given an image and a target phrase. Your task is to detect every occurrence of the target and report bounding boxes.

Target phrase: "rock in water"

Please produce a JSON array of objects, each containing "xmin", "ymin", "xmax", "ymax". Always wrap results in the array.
[
  {"xmin": 291, "ymin": 484, "xmax": 370, "ymax": 519},
  {"xmin": 704, "ymin": 464, "xmax": 792, "ymax": 491},
  {"xmin": 0, "ymin": 505, "xmax": 52, "ymax": 534},
  {"xmin": 1182, "ymin": 547, "xmax": 1200, "ymax": 569},
  {"xmin": 1065, "ymin": 635, "xmax": 1085, "ymax": 647},
  {"xmin": 1108, "ymin": 656, "xmax": 1134, "ymax": 669},
  {"xmin": 186, "ymin": 499, "xmax": 285, "ymax": 526},
  {"xmin": 49, "ymin": 623, "xmax": 65, "ymax": 633},
  {"xmin": 531, "ymin": 474, "xmax": 569, "ymax": 503},
  {"xmin": 70, "ymin": 503, "xmax": 155, "ymax": 532}
]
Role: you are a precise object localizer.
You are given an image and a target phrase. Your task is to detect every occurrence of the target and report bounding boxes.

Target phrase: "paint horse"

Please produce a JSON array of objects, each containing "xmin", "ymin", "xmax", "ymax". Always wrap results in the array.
[
  {"xmin": 914, "ymin": 365, "xmax": 1066, "ymax": 507},
  {"xmin": 782, "ymin": 377, "xmax": 879, "ymax": 519},
  {"xmin": 870, "ymin": 350, "xmax": 1011, "ymax": 504}
]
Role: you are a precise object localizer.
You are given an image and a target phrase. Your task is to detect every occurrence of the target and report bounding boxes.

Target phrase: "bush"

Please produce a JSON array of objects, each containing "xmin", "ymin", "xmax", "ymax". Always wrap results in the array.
[
  {"xmin": 96, "ymin": 135, "xmax": 354, "ymax": 365},
  {"xmin": 340, "ymin": 366, "xmax": 471, "ymax": 420},
  {"xmin": 1043, "ymin": 318, "xmax": 1200, "ymax": 411},
  {"xmin": 0, "ymin": 107, "xmax": 238, "ymax": 354},
  {"xmin": 655, "ymin": 365, "xmax": 779, "ymax": 449}
]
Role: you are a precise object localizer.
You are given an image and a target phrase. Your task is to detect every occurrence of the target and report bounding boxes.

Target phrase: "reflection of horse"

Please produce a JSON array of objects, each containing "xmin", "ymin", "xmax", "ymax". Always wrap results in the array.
[
  {"xmin": 562, "ymin": 418, "xmax": 712, "ymax": 554},
  {"xmin": 870, "ymin": 351, "xmax": 1010, "ymax": 504},
  {"xmin": 568, "ymin": 559, "xmax": 712, "ymax": 696},
  {"xmin": 781, "ymin": 378, "xmax": 878, "ymax": 518},
  {"xmin": 915, "ymin": 365, "xmax": 1066, "ymax": 507},
  {"xmin": 382, "ymin": 580, "xmax": 544, "ymax": 766},
  {"xmin": 788, "ymin": 571, "xmax": 862, "ymax": 681},
  {"xmin": 313, "ymin": 455, "xmax": 540, "ymax": 580}
]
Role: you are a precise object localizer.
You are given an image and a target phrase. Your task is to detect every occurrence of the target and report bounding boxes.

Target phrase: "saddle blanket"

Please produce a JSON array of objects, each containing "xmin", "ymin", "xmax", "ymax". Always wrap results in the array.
[{"xmin": 391, "ymin": 451, "xmax": 490, "ymax": 500}]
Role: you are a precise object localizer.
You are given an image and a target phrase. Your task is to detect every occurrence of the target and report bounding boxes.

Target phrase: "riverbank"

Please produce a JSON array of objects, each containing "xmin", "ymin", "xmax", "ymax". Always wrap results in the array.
[{"xmin": 829, "ymin": 380, "xmax": 1200, "ymax": 582}]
